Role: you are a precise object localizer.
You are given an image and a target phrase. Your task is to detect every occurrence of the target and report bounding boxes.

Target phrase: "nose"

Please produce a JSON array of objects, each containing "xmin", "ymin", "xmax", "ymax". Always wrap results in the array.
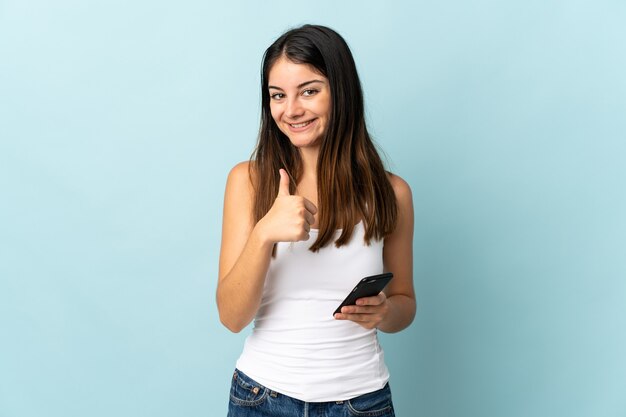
[{"xmin": 285, "ymin": 97, "xmax": 304, "ymax": 119}]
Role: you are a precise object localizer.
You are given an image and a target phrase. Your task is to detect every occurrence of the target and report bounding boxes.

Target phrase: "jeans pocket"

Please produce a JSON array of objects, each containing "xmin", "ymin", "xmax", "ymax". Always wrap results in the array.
[
  {"xmin": 229, "ymin": 369, "xmax": 269, "ymax": 407},
  {"xmin": 346, "ymin": 384, "xmax": 394, "ymax": 417}
]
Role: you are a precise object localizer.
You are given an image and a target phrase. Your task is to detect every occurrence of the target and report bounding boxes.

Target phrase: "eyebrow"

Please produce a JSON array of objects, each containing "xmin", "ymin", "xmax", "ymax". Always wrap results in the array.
[{"xmin": 268, "ymin": 79, "xmax": 325, "ymax": 90}]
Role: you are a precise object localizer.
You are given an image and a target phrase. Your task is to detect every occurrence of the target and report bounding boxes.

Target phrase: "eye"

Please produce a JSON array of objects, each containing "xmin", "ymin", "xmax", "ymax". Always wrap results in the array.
[
  {"xmin": 270, "ymin": 92, "xmax": 285, "ymax": 100},
  {"xmin": 302, "ymin": 89, "xmax": 318, "ymax": 97}
]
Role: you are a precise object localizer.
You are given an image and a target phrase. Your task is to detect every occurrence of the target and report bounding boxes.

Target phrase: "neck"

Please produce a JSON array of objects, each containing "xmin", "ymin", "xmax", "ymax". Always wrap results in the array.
[{"xmin": 298, "ymin": 146, "xmax": 319, "ymax": 179}]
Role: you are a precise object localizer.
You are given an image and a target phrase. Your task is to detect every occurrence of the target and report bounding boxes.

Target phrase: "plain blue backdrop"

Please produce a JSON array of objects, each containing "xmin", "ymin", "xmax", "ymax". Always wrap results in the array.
[{"xmin": 1, "ymin": 1, "xmax": 625, "ymax": 416}]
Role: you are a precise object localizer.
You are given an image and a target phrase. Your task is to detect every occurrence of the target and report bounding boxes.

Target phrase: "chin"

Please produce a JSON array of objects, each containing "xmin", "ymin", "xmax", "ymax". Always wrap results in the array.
[
  {"xmin": 287, "ymin": 137, "xmax": 322, "ymax": 149},
  {"xmin": 282, "ymin": 131, "xmax": 322, "ymax": 149}
]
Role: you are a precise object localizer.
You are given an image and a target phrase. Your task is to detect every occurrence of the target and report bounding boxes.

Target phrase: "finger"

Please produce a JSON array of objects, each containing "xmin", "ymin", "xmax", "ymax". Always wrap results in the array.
[
  {"xmin": 356, "ymin": 293, "xmax": 385, "ymax": 306},
  {"xmin": 334, "ymin": 313, "xmax": 349, "ymax": 320},
  {"xmin": 304, "ymin": 211, "xmax": 316, "ymax": 227},
  {"xmin": 277, "ymin": 169, "xmax": 291, "ymax": 197},
  {"xmin": 344, "ymin": 313, "xmax": 381, "ymax": 329},
  {"xmin": 335, "ymin": 311, "xmax": 363, "ymax": 320},
  {"xmin": 337, "ymin": 312, "xmax": 372, "ymax": 323},
  {"xmin": 341, "ymin": 305, "xmax": 377, "ymax": 314},
  {"xmin": 303, "ymin": 198, "xmax": 318, "ymax": 215}
]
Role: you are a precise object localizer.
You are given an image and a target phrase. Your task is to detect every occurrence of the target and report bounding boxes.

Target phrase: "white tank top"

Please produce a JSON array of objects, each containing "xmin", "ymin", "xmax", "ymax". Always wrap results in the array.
[{"xmin": 235, "ymin": 221, "xmax": 390, "ymax": 402}]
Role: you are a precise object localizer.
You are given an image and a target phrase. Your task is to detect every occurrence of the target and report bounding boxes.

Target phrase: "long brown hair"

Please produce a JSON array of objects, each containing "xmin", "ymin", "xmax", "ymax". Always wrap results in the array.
[{"xmin": 251, "ymin": 24, "xmax": 397, "ymax": 251}]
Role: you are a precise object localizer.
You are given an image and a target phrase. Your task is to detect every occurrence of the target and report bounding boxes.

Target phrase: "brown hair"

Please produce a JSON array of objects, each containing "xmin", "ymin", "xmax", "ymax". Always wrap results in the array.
[{"xmin": 251, "ymin": 24, "xmax": 397, "ymax": 251}]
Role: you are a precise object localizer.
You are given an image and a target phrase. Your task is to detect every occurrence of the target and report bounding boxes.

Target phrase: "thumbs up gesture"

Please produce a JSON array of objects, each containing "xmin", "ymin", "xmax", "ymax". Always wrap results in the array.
[{"xmin": 257, "ymin": 169, "xmax": 318, "ymax": 243}]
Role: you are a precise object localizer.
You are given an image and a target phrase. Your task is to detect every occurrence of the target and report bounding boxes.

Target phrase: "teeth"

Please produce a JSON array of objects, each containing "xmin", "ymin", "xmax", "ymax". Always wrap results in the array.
[{"xmin": 290, "ymin": 120, "xmax": 313, "ymax": 128}]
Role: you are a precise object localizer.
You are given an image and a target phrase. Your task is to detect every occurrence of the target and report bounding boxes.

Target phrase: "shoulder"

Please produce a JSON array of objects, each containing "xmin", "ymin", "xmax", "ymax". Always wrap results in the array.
[
  {"xmin": 224, "ymin": 161, "xmax": 256, "ymax": 202},
  {"xmin": 223, "ymin": 161, "xmax": 256, "ymax": 224},
  {"xmin": 386, "ymin": 172, "xmax": 413, "ymax": 205},
  {"xmin": 227, "ymin": 160, "xmax": 251, "ymax": 181},
  {"xmin": 226, "ymin": 161, "xmax": 256, "ymax": 187}
]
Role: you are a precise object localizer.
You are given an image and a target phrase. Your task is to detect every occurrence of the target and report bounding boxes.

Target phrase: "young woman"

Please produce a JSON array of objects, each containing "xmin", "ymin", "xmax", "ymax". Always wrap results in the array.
[{"xmin": 218, "ymin": 24, "xmax": 415, "ymax": 417}]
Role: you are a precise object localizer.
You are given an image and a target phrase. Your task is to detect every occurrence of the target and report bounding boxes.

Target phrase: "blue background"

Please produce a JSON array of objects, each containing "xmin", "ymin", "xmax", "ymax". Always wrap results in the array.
[{"xmin": 1, "ymin": 1, "xmax": 625, "ymax": 416}]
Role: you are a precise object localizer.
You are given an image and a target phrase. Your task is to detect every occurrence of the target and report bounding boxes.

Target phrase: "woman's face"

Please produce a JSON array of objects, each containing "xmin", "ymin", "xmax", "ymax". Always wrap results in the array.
[{"xmin": 268, "ymin": 56, "xmax": 331, "ymax": 150}]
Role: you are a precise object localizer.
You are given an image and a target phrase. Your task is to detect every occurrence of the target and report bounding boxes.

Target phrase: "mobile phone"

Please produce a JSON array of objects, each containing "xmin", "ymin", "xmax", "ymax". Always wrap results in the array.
[{"xmin": 333, "ymin": 272, "xmax": 393, "ymax": 316}]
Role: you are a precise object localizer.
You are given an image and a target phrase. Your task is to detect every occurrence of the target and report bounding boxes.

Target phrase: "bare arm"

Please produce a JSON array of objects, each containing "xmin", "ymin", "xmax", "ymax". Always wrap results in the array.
[
  {"xmin": 334, "ymin": 174, "xmax": 416, "ymax": 333},
  {"xmin": 378, "ymin": 174, "xmax": 416, "ymax": 332},
  {"xmin": 217, "ymin": 163, "xmax": 316, "ymax": 332}
]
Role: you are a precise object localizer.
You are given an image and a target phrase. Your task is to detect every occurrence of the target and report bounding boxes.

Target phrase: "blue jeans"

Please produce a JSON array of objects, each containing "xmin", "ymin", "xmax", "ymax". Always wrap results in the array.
[{"xmin": 227, "ymin": 369, "xmax": 395, "ymax": 417}]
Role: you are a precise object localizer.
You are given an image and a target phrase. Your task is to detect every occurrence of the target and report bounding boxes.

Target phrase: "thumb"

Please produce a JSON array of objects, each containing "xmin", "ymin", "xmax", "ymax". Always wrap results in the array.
[{"xmin": 277, "ymin": 169, "xmax": 291, "ymax": 197}]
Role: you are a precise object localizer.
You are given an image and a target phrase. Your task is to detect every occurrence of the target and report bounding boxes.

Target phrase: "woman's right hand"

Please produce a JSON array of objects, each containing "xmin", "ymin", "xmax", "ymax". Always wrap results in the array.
[{"xmin": 256, "ymin": 169, "xmax": 318, "ymax": 243}]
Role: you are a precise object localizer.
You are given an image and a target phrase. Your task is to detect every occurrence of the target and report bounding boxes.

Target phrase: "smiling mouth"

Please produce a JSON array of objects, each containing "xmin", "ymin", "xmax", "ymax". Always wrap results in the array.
[{"xmin": 289, "ymin": 119, "xmax": 315, "ymax": 128}]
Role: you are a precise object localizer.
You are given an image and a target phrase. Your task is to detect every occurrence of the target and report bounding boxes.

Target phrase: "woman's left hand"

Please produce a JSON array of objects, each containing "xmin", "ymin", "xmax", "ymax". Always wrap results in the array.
[{"xmin": 334, "ymin": 292, "xmax": 389, "ymax": 329}]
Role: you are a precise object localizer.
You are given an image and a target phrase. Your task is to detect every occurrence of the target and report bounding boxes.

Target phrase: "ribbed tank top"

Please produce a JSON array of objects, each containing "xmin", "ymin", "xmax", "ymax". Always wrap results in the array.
[{"xmin": 235, "ymin": 221, "xmax": 390, "ymax": 402}]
